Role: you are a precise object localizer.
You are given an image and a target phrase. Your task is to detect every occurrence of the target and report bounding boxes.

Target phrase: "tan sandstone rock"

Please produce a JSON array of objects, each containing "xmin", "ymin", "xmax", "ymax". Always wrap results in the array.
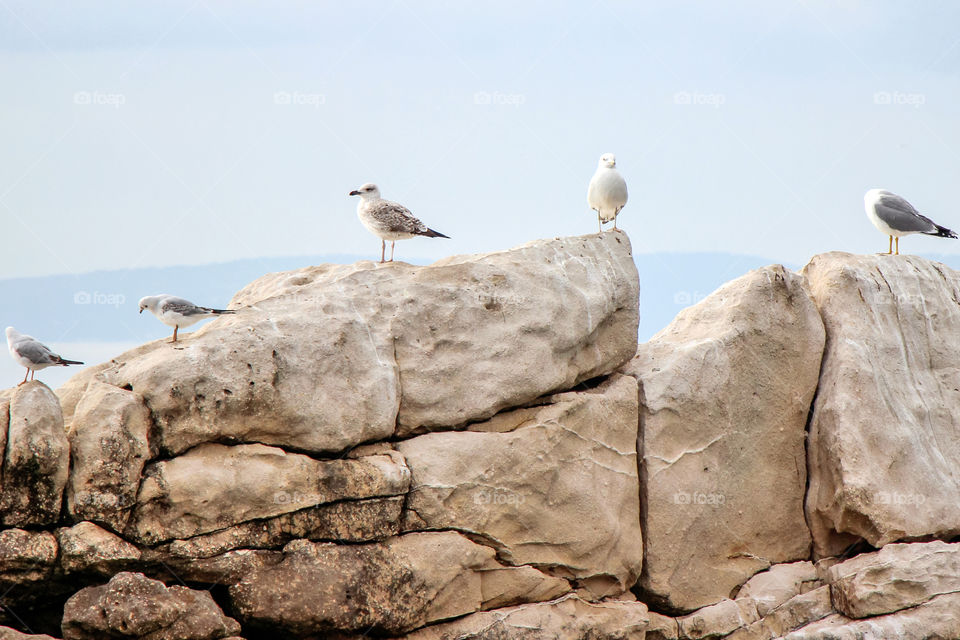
[
  {"xmin": 66, "ymin": 382, "xmax": 151, "ymax": 531},
  {"xmin": 0, "ymin": 383, "xmax": 69, "ymax": 526},
  {"xmin": 0, "ymin": 529, "xmax": 57, "ymax": 584},
  {"xmin": 56, "ymin": 521, "xmax": 141, "ymax": 576},
  {"xmin": 228, "ymin": 532, "xmax": 571, "ymax": 636},
  {"xmin": 127, "ymin": 443, "xmax": 410, "ymax": 544},
  {"xmin": 396, "ymin": 594, "xmax": 649, "ymax": 640},
  {"xmin": 677, "ymin": 598, "xmax": 759, "ymax": 639},
  {"xmin": 0, "ymin": 628, "xmax": 59, "ymax": 640},
  {"xmin": 784, "ymin": 591, "xmax": 960, "ymax": 639},
  {"xmin": 397, "ymin": 374, "xmax": 643, "ymax": 597},
  {"xmin": 804, "ymin": 253, "xmax": 960, "ymax": 557},
  {"xmin": 736, "ymin": 561, "xmax": 819, "ymax": 617},
  {"xmin": 62, "ymin": 571, "xmax": 241, "ymax": 640},
  {"xmin": 58, "ymin": 233, "xmax": 637, "ymax": 457},
  {"xmin": 726, "ymin": 586, "xmax": 833, "ymax": 640},
  {"xmin": 623, "ymin": 265, "xmax": 822, "ymax": 612},
  {"xmin": 826, "ymin": 540, "xmax": 960, "ymax": 618}
]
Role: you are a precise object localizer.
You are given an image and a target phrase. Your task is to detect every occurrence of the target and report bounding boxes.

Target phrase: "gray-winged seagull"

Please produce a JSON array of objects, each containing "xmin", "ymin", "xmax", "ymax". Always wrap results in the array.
[
  {"xmin": 139, "ymin": 294, "xmax": 236, "ymax": 343},
  {"xmin": 865, "ymin": 189, "xmax": 957, "ymax": 255},
  {"xmin": 588, "ymin": 153, "xmax": 628, "ymax": 233},
  {"xmin": 6, "ymin": 327, "xmax": 83, "ymax": 385}
]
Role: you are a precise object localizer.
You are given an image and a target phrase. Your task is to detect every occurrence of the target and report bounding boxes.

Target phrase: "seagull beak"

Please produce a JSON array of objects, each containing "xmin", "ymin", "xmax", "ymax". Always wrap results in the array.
[
  {"xmin": 139, "ymin": 309, "xmax": 143, "ymax": 314},
  {"xmin": 349, "ymin": 190, "xmax": 360, "ymax": 196}
]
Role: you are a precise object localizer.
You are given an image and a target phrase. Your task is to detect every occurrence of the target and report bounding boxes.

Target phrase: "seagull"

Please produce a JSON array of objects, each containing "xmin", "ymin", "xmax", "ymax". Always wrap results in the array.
[
  {"xmin": 349, "ymin": 183, "xmax": 449, "ymax": 263},
  {"xmin": 6, "ymin": 327, "xmax": 83, "ymax": 386},
  {"xmin": 865, "ymin": 189, "xmax": 957, "ymax": 255},
  {"xmin": 588, "ymin": 153, "xmax": 628, "ymax": 233},
  {"xmin": 138, "ymin": 295, "xmax": 236, "ymax": 343}
]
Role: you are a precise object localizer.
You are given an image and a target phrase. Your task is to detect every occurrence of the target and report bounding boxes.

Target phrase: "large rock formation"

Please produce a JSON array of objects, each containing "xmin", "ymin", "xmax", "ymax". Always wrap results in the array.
[
  {"xmin": 0, "ymin": 238, "xmax": 959, "ymax": 638},
  {"xmin": 623, "ymin": 265, "xmax": 823, "ymax": 612},
  {"xmin": 804, "ymin": 252, "xmax": 960, "ymax": 558}
]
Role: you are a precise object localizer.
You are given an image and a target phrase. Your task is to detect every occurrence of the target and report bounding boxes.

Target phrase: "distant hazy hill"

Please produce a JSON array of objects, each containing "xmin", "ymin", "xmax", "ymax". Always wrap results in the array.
[{"xmin": 3, "ymin": 250, "xmax": 959, "ymax": 346}]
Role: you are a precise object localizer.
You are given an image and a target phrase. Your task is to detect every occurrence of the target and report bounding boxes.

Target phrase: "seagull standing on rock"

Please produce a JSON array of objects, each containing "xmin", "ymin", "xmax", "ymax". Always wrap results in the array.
[
  {"xmin": 865, "ymin": 189, "xmax": 957, "ymax": 255},
  {"xmin": 349, "ymin": 183, "xmax": 449, "ymax": 263},
  {"xmin": 139, "ymin": 295, "xmax": 236, "ymax": 343},
  {"xmin": 6, "ymin": 327, "xmax": 83, "ymax": 385},
  {"xmin": 588, "ymin": 153, "xmax": 628, "ymax": 233}
]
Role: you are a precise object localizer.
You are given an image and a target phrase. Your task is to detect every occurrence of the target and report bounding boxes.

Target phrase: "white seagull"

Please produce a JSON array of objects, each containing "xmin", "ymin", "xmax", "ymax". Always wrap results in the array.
[
  {"xmin": 349, "ymin": 183, "xmax": 449, "ymax": 263},
  {"xmin": 588, "ymin": 153, "xmax": 628, "ymax": 233},
  {"xmin": 139, "ymin": 295, "xmax": 236, "ymax": 343},
  {"xmin": 6, "ymin": 327, "xmax": 83, "ymax": 386},
  {"xmin": 865, "ymin": 189, "xmax": 957, "ymax": 255}
]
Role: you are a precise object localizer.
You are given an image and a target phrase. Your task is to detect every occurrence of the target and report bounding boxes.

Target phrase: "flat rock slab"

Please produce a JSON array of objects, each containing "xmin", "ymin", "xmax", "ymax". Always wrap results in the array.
[
  {"xmin": 398, "ymin": 373, "xmax": 643, "ymax": 598},
  {"xmin": 623, "ymin": 265, "xmax": 822, "ymax": 612},
  {"xmin": 804, "ymin": 253, "xmax": 960, "ymax": 556}
]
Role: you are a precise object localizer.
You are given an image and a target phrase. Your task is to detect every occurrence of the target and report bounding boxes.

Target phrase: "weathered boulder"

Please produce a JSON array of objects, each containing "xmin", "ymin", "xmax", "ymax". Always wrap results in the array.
[
  {"xmin": 726, "ymin": 586, "xmax": 833, "ymax": 640},
  {"xmin": 804, "ymin": 253, "xmax": 960, "ymax": 557},
  {"xmin": 783, "ymin": 591, "xmax": 960, "ymax": 639},
  {"xmin": 398, "ymin": 374, "xmax": 642, "ymax": 597},
  {"xmin": 735, "ymin": 561, "xmax": 819, "ymax": 617},
  {"xmin": 228, "ymin": 532, "xmax": 570, "ymax": 636},
  {"xmin": 0, "ymin": 628, "xmax": 59, "ymax": 640},
  {"xmin": 56, "ymin": 522, "xmax": 141, "ymax": 576},
  {"xmin": 0, "ymin": 383, "xmax": 69, "ymax": 526},
  {"xmin": 0, "ymin": 529, "xmax": 57, "ymax": 584},
  {"xmin": 128, "ymin": 444, "xmax": 410, "ymax": 544},
  {"xmin": 396, "ymin": 594, "xmax": 649, "ymax": 640},
  {"xmin": 826, "ymin": 540, "xmax": 960, "ymax": 618},
  {"xmin": 646, "ymin": 612, "xmax": 679, "ymax": 640},
  {"xmin": 59, "ymin": 233, "xmax": 637, "ymax": 457},
  {"xmin": 66, "ymin": 382, "xmax": 151, "ymax": 532},
  {"xmin": 158, "ymin": 495, "xmax": 403, "ymax": 559},
  {"xmin": 61, "ymin": 571, "xmax": 241, "ymax": 640},
  {"xmin": 623, "ymin": 265, "xmax": 822, "ymax": 612},
  {"xmin": 677, "ymin": 598, "xmax": 759, "ymax": 639}
]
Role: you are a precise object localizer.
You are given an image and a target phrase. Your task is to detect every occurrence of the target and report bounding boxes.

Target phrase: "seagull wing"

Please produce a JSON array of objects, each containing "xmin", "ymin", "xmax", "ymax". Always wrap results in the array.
[
  {"xmin": 874, "ymin": 192, "xmax": 939, "ymax": 234},
  {"xmin": 13, "ymin": 339, "xmax": 57, "ymax": 366},
  {"xmin": 160, "ymin": 297, "xmax": 211, "ymax": 316},
  {"xmin": 373, "ymin": 200, "xmax": 433, "ymax": 236}
]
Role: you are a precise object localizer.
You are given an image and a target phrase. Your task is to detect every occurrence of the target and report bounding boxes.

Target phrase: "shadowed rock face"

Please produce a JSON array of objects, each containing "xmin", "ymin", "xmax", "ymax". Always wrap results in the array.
[
  {"xmin": 804, "ymin": 253, "xmax": 960, "ymax": 557},
  {"xmin": 623, "ymin": 265, "xmax": 823, "ymax": 613}
]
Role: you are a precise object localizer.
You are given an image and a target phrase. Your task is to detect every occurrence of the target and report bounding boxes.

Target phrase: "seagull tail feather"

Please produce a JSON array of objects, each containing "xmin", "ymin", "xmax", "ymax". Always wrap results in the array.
[
  {"xmin": 55, "ymin": 357, "xmax": 84, "ymax": 366},
  {"xmin": 420, "ymin": 228, "xmax": 450, "ymax": 239},
  {"xmin": 208, "ymin": 308, "xmax": 237, "ymax": 315},
  {"xmin": 927, "ymin": 224, "xmax": 958, "ymax": 239}
]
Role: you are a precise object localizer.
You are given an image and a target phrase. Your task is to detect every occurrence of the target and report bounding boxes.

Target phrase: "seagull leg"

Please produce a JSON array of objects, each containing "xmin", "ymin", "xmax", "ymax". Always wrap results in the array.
[
  {"xmin": 895, "ymin": 237, "xmax": 900, "ymax": 255},
  {"xmin": 30, "ymin": 370, "xmax": 35, "ymax": 381},
  {"xmin": 19, "ymin": 369, "xmax": 28, "ymax": 386},
  {"xmin": 380, "ymin": 240, "xmax": 386, "ymax": 264},
  {"xmin": 598, "ymin": 214, "xmax": 603, "ymax": 234},
  {"xmin": 170, "ymin": 326, "xmax": 178, "ymax": 343},
  {"xmin": 389, "ymin": 242, "xmax": 396, "ymax": 262}
]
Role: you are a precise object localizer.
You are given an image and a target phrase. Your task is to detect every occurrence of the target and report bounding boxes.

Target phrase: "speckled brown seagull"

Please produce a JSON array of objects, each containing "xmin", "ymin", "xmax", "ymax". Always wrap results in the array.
[
  {"xmin": 349, "ymin": 183, "xmax": 449, "ymax": 263},
  {"xmin": 865, "ymin": 189, "xmax": 957, "ymax": 255}
]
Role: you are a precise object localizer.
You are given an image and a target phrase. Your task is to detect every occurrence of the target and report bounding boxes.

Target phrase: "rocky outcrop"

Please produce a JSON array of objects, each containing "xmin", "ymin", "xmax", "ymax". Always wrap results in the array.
[
  {"xmin": 127, "ymin": 444, "xmax": 410, "ymax": 544},
  {"xmin": 228, "ymin": 532, "xmax": 570, "ymax": 636},
  {"xmin": 623, "ymin": 265, "xmax": 823, "ymax": 612},
  {"xmin": 56, "ymin": 522, "xmax": 141, "ymax": 576},
  {"xmin": 804, "ymin": 252, "xmax": 960, "ymax": 557},
  {"xmin": 397, "ymin": 594, "xmax": 649, "ymax": 640},
  {"xmin": 61, "ymin": 572, "xmax": 240, "ymax": 640},
  {"xmin": 0, "ymin": 383, "xmax": 68, "ymax": 526},
  {"xmin": 398, "ymin": 373, "xmax": 643, "ymax": 597}
]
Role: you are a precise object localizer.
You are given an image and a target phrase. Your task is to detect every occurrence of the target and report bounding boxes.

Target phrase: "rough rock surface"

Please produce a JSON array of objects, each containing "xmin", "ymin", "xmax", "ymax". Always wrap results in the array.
[
  {"xmin": 66, "ymin": 382, "xmax": 151, "ymax": 531},
  {"xmin": 0, "ymin": 628, "xmax": 59, "ymax": 640},
  {"xmin": 396, "ymin": 594, "xmax": 649, "ymax": 640},
  {"xmin": 56, "ymin": 522, "xmax": 141, "ymax": 576},
  {"xmin": 228, "ymin": 532, "xmax": 570, "ymax": 636},
  {"xmin": 736, "ymin": 561, "xmax": 819, "ymax": 617},
  {"xmin": 623, "ymin": 264, "xmax": 823, "ymax": 612},
  {"xmin": 804, "ymin": 252, "xmax": 960, "ymax": 557},
  {"xmin": 826, "ymin": 540, "xmax": 960, "ymax": 618},
  {"xmin": 783, "ymin": 591, "xmax": 960, "ymax": 639},
  {"xmin": 398, "ymin": 374, "xmax": 642, "ymax": 597},
  {"xmin": 128, "ymin": 444, "xmax": 410, "ymax": 544},
  {"xmin": 0, "ymin": 529, "xmax": 57, "ymax": 583},
  {"xmin": 727, "ymin": 586, "xmax": 833, "ymax": 640},
  {"xmin": 0, "ymin": 383, "xmax": 69, "ymax": 526},
  {"xmin": 62, "ymin": 233, "xmax": 638, "ymax": 457},
  {"xmin": 61, "ymin": 571, "xmax": 241, "ymax": 640}
]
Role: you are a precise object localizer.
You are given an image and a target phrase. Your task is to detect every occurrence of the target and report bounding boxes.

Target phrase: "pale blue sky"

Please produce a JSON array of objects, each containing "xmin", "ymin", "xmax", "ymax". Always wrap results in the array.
[{"xmin": 3, "ymin": 1, "xmax": 960, "ymax": 278}]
